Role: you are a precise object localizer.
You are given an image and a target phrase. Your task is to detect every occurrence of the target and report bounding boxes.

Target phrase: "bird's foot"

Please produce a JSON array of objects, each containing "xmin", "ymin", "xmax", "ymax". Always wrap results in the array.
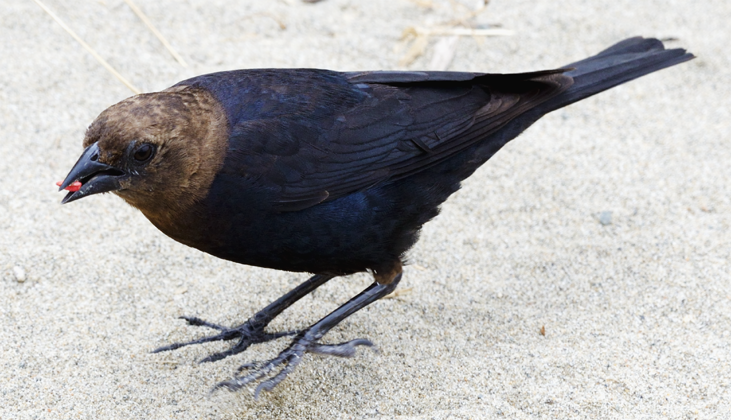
[
  {"xmin": 153, "ymin": 274, "xmax": 335, "ymax": 363},
  {"xmin": 213, "ymin": 334, "xmax": 374, "ymax": 398},
  {"xmin": 152, "ymin": 316, "xmax": 295, "ymax": 363}
]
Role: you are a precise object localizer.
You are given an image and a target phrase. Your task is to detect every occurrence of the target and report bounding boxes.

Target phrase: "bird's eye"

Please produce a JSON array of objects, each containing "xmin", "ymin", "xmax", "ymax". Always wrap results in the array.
[{"xmin": 133, "ymin": 143, "xmax": 155, "ymax": 163}]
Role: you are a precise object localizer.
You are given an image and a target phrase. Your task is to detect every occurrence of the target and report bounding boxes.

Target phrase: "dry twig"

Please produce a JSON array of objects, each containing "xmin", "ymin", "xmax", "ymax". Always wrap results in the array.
[
  {"xmin": 123, "ymin": 0, "xmax": 188, "ymax": 67},
  {"xmin": 32, "ymin": 0, "xmax": 141, "ymax": 94},
  {"xmin": 398, "ymin": 0, "xmax": 511, "ymax": 68},
  {"xmin": 384, "ymin": 287, "xmax": 414, "ymax": 299},
  {"xmin": 407, "ymin": 26, "xmax": 514, "ymax": 37}
]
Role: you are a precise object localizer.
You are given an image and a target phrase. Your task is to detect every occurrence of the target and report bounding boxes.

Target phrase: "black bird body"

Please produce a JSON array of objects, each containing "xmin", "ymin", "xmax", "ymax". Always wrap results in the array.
[
  {"xmin": 168, "ymin": 68, "xmax": 570, "ymax": 277},
  {"xmin": 59, "ymin": 37, "xmax": 693, "ymax": 395}
]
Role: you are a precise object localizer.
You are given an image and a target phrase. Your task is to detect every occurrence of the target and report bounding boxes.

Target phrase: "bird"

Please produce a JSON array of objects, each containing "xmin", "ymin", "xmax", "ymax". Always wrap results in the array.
[{"xmin": 58, "ymin": 37, "xmax": 692, "ymax": 397}]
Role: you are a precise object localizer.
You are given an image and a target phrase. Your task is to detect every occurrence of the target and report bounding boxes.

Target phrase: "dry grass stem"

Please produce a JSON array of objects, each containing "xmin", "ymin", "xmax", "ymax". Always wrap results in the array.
[
  {"xmin": 32, "ymin": 0, "xmax": 141, "ymax": 94},
  {"xmin": 409, "ymin": 27, "xmax": 514, "ymax": 37},
  {"xmin": 407, "ymin": 0, "xmax": 437, "ymax": 8},
  {"xmin": 398, "ymin": 26, "xmax": 511, "ymax": 67},
  {"xmin": 444, "ymin": 1, "xmax": 490, "ymax": 26},
  {"xmin": 398, "ymin": 34, "xmax": 430, "ymax": 67},
  {"xmin": 123, "ymin": 0, "xmax": 188, "ymax": 67},
  {"xmin": 398, "ymin": 1, "xmax": 509, "ymax": 67},
  {"xmin": 384, "ymin": 287, "xmax": 414, "ymax": 299}
]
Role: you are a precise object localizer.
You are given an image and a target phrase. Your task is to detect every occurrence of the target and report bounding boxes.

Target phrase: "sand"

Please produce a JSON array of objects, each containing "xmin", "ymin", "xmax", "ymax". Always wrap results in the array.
[{"xmin": 1, "ymin": 0, "xmax": 729, "ymax": 418}]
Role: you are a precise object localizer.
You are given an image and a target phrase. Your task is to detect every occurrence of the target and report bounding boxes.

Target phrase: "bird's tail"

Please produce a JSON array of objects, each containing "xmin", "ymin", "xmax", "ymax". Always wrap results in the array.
[{"xmin": 540, "ymin": 37, "xmax": 694, "ymax": 113}]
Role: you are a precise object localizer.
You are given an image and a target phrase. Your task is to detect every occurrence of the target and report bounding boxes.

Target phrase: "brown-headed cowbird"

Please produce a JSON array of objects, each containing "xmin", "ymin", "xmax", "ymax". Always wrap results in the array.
[{"xmin": 59, "ymin": 37, "xmax": 692, "ymax": 396}]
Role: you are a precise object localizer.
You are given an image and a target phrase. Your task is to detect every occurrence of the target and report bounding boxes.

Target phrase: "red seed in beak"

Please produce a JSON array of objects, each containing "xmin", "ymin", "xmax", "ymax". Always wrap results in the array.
[{"xmin": 56, "ymin": 180, "xmax": 82, "ymax": 192}]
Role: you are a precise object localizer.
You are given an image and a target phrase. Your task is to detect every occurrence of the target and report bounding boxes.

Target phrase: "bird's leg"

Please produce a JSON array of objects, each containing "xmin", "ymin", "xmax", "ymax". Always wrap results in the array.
[
  {"xmin": 214, "ymin": 272, "xmax": 402, "ymax": 398},
  {"xmin": 153, "ymin": 273, "xmax": 334, "ymax": 363}
]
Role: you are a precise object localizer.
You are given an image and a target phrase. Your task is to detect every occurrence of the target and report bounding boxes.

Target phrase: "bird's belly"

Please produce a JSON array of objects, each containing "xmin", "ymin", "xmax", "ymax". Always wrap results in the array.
[
  {"xmin": 191, "ymin": 153, "xmax": 472, "ymax": 274},
  {"xmin": 204, "ymin": 190, "xmax": 396, "ymax": 274}
]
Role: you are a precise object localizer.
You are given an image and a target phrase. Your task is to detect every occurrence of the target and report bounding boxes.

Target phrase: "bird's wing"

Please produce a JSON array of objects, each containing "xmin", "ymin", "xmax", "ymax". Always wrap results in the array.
[{"xmin": 222, "ymin": 69, "xmax": 572, "ymax": 211}]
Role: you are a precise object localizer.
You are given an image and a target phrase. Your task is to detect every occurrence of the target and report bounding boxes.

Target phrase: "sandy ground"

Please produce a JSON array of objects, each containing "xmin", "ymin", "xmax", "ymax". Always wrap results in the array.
[{"xmin": 1, "ymin": 0, "xmax": 729, "ymax": 418}]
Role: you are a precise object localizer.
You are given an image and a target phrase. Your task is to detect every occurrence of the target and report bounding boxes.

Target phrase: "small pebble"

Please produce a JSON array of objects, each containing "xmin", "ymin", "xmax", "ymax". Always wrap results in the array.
[
  {"xmin": 599, "ymin": 211, "xmax": 612, "ymax": 226},
  {"xmin": 13, "ymin": 266, "xmax": 26, "ymax": 282}
]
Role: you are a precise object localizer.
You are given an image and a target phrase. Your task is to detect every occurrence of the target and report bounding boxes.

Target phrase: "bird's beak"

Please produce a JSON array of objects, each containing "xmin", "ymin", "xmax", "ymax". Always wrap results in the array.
[{"xmin": 59, "ymin": 143, "xmax": 127, "ymax": 204}]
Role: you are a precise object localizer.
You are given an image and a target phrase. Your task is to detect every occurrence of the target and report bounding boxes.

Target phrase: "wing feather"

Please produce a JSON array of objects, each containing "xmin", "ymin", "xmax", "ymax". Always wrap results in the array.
[{"xmin": 217, "ymin": 69, "xmax": 573, "ymax": 211}]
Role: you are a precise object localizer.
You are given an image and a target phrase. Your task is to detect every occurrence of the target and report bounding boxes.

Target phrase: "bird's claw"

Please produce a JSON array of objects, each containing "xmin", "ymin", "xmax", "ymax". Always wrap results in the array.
[
  {"xmin": 151, "ymin": 315, "xmax": 296, "ymax": 363},
  {"xmin": 213, "ymin": 336, "xmax": 375, "ymax": 398}
]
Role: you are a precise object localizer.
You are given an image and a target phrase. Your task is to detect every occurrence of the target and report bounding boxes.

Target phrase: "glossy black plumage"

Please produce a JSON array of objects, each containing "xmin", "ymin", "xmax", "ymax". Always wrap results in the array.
[
  {"xmin": 59, "ymin": 37, "xmax": 693, "ymax": 396},
  {"xmin": 182, "ymin": 68, "xmax": 570, "ymax": 275},
  {"xmin": 154, "ymin": 38, "xmax": 690, "ymax": 279}
]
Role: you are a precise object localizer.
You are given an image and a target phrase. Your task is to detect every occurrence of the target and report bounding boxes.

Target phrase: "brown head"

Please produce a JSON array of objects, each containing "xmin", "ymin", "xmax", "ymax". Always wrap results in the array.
[{"xmin": 59, "ymin": 86, "xmax": 229, "ymax": 230}]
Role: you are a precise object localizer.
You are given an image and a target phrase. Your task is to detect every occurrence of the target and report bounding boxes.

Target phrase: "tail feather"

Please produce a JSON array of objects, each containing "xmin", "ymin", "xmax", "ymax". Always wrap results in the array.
[{"xmin": 542, "ymin": 37, "xmax": 694, "ymax": 112}]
